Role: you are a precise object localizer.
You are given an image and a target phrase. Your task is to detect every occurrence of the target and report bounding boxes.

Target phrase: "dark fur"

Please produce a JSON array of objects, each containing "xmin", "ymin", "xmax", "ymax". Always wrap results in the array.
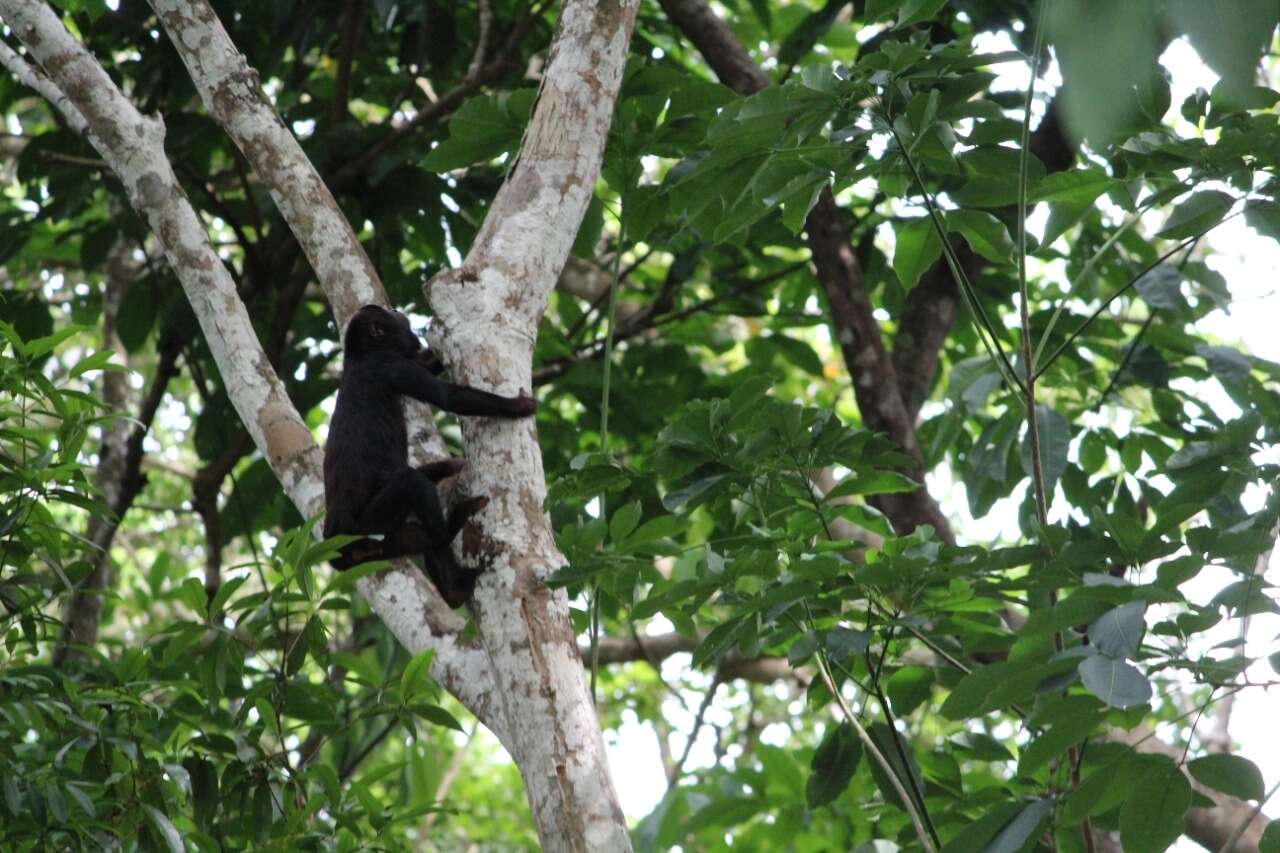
[{"xmin": 323, "ymin": 305, "xmax": 536, "ymax": 606}]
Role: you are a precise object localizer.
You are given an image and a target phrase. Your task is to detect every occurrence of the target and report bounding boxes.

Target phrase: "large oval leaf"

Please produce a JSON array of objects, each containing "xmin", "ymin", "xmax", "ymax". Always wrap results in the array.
[
  {"xmin": 1188, "ymin": 753, "xmax": 1264, "ymax": 801},
  {"xmin": 806, "ymin": 723, "xmax": 862, "ymax": 808},
  {"xmin": 1078, "ymin": 656, "xmax": 1152, "ymax": 708},
  {"xmin": 1087, "ymin": 600, "xmax": 1147, "ymax": 660},
  {"xmin": 1119, "ymin": 763, "xmax": 1192, "ymax": 853},
  {"xmin": 1157, "ymin": 190, "xmax": 1233, "ymax": 240}
]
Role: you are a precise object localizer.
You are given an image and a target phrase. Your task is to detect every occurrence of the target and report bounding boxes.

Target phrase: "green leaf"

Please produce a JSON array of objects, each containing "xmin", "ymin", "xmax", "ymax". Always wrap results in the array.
[
  {"xmin": 2, "ymin": 775, "xmax": 21, "ymax": 816},
  {"xmin": 424, "ymin": 92, "xmax": 530, "ymax": 171},
  {"xmin": 408, "ymin": 703, "xmax": 464, "ymax": 731},
  {"xmin": 828, "ymin": 470, "xmax": 921, "ymax": 498},
  {"xmin": 1049, "ymin": 1, "xmax": 1159, "ymax": 145},
  {"xmin": 1020, "ymin": 593, "xmax": 1110, "ymax": 637},
  {"xmin": 1245, "ymin": 201, "xmax": 1280, "ymax": 244},
  {"xmin": 1020, "ymin": 405, "xmax": 1070, "ymax": 499},
  {"xmin": 68, "ymin": 348, "xmax": 123, "ymax": 378},
  {"xmin": 866, "ymin": 722, "xmax": 925, "ymax": 814},
  {"xmin": 142, "ymin": 804, "xmax": 185, "ymax": 853},
  {"xmin": 865, "ymin": 0, "xmax": 901, "ymax": 23},
  {"xmin": 778, "ymin": 0, "xmax": 848, "ymax": 66},
  {"xmin": 63, "ymin": 783, "xmax": 94, "ymax": 818},
  {"xmin": 1119, "ymin": 762, "xmax": 1192, "ymax": 853},
  {"xmin": 1261, "ymin": 818, "xmax": 1280, "ymax": 853},
  {"xmin": 1135, "ymin": 264, "xmax": 1185, "ymax": 310},
  {"xmin": 610, "ymin": 501, "xmax": 642, "ymax": 544},
  {"xmin": 806, "ymin": 723, "xmax": 862, "ymax": 808},
  {"xmin": 1087, "ymin": 600, "xmax": 1146, "ymax": 660},
  {"xmin": 892, "ymin": 217, "xmax": 943, "ymax": 290},
  {"xmin": 624, "ymin": 514, "xmax": 683, "ymax": 547},
  {"xmin": 1029, "ymin": 166, "xmax": 1111, "ymax": 244},
  {"xmin": 692, "ymin": 615, "xmax": 752, "ymax": 668},
  {"xmin": 825, "ymin": 626, "xmax": 871, "ymax": 659},
  {"xmin": 896, "ymin": 0, "xmax": 947, "ymax": 27},
  {"xmin": 940, "ymin": 802, "xmax": 1023, "ymax": 853},
  {"xmin": 1187, "ymin": 754, "xmax": 1264, "ymax": 801},
  {"xmin": 401, "ymin": 649, "xmax": 435, "ymax": 695},
  {"xmin": 1166, "ymin": 1, "xmax": 1279, "ymax": 107},
  {"xmin": 1078, "ymin": 656, "xmax": 1152, "ymax": 708},
  {"xmin": 1157, "ymin": 190, "xmax": 1233, "ymax": 241},
  {"xmin": 185, "ymin": 757, "xmax": 219, "ymax": 831},
  {"xmin": 24, "ymin": 325, "xmax": 80, "ymax": 359},
  {"xmin": 767, "ymin": 334, "xmax": 825, "ymax": 376},
  {"xmin": 1018, "ymin": 709, "xmax": 1105, "ymax": 777},
  {"xmin": 571, "ymin": 194, "xmax": 604, "ymax": 258},
  {"xmin": 985, "ymin": 798, "xmax": 1052, "ymax": 853},
  {"xmin": 941, "ymin": 658, "xmax": 1076, "ymax": 719},
  {"xmin": 946, "ymin": 209, "xmax": 1014, "ymax": 264},
  {"xmin": 1196, "ymin": 344, "xmax": 1251, "ymax": 383},
  {"xmin": 951, "ymin": 146, "xmax": 1044, "ymax": 207},
  {"xmin": 1031, "ymin": 168, "xmax": 1116, "ymax": 207},
  {"xmin": 887, "ymin": 666, "xmax": 934, "ymax": 716},
  {"xmin": 779, "ymin": 177, "xmax": 827, "ymax": 234}
]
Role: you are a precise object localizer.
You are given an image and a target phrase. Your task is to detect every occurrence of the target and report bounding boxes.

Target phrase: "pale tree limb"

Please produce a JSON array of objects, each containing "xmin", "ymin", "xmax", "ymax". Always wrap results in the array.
[
  {"xmin": 142, "ymin": 0, "xmax": 442, "ymax": 468},
  {"xmin": 142, "ymin": 0, "xmax": 498, "ymax": 701},
  {"xmin": 146, "ymin": 0, "xmax": 386, "ymax": 328},
  {"xmin": 425, "ymin": 0, "xmax": 640, "ymax": 848},
  {"xmin": 0, "ymin": 1, "xmax": 500, "ymax": 731},
  {"xmin": 0, "ymin": 36, "xmax": 92, "ymax": 140}
]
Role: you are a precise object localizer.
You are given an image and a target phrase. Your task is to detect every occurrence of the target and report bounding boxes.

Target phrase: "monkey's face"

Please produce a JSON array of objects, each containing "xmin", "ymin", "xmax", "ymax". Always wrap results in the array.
[{"xmin": 346, "ymin": 305, "xmax": 422, "ymax": 359}]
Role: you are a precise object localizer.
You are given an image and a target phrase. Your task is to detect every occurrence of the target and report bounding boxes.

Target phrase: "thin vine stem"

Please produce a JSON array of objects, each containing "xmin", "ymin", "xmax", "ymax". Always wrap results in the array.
[
  {"xmin": 1016, "ymin": 3, "xmax": 1051, "ymax": 537},
  {"xmin": 1033, "ymin": 205, "xmax": 1254, "ymax": 381},
  {"xmin": 807, "ymin": 625, "xmax": 939, "ymax": 853}
]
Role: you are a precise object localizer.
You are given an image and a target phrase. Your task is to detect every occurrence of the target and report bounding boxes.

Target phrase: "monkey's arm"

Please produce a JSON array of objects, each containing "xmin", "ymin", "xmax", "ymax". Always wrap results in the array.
[{"xmin": 382, "ymin": 358, "xmax": 537, "ymax": 418}]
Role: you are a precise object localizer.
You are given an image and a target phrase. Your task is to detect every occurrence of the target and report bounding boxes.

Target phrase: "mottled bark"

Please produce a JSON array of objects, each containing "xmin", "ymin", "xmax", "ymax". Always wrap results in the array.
[{"xmin": 426, "ymin": 0, "xmax": 641, "ymax": 846}]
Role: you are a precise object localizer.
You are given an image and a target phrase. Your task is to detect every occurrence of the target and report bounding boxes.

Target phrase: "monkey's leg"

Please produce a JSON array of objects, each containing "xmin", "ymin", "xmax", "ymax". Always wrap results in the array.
[
  {"xmin": 418, "ymin": 458, "xmax": 466, "ymax": 481},
  {"xmin": 357, "ymin": 467, "xmax": 477, "ymax": 607},
  {"xmin": 337, "ymin": 523, "xmax": 431, "ymax": 568},
  {"xmin": 447, "ymin": 496, "xmax": 488, "ymax": 538}
]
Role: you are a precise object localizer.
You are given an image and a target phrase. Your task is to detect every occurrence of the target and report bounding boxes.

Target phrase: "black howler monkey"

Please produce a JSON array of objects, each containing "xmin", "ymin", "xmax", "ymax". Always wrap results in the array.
[{"xmin": 323, "ymin": 304, "xmax": 536, "ymax": 606}]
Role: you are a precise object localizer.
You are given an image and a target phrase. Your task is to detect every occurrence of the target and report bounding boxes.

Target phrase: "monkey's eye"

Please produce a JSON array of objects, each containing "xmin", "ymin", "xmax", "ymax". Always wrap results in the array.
[{"xmin": 370, "ymin": 324, "xmax": 385, "ymax": 337}]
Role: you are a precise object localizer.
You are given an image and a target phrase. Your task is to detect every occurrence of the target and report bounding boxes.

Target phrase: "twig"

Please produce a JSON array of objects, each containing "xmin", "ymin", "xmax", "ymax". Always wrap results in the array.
[
  {"xmin": 331, "ymin": 0, "xmax": 367, "ymax": 124},
  {"xmin": 671, "ymin": 671, "xmax": 723, "ymax": 781},
  {"xmin": 466, "ymin": 0, "xmax": 492, "ymax": 81}
]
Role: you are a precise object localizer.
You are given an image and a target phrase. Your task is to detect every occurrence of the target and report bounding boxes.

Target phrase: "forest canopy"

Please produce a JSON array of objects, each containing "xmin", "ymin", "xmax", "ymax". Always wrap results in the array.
[{"xmin": 2, "ymin": 1, "xmax": 1279, "ymax": 851}]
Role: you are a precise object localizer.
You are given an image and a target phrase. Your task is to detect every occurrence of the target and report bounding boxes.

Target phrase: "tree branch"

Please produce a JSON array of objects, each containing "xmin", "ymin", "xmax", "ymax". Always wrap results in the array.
[
  {"xmin": 425, "ymin": 0, "xmax": 640, "ymax": 847},
  {"xmin": 0, "ymin": 1, "xmax": 499, "ymax": 728}
]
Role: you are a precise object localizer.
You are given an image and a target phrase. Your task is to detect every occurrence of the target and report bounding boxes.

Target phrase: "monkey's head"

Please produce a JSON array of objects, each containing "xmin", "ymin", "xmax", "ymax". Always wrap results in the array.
[{"xmin": 344, "ymin": 304, "xmax": 422, "ymax": 360}]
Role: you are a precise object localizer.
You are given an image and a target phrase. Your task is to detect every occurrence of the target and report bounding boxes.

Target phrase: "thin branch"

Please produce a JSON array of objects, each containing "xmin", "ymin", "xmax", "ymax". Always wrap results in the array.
[
  {"xmin": 331, "ymin": 0, "xmax": 367, "ymax": 124},
  {"xmin": 670, "ymin": 672, "xmax": 722, "ymax": 783},
  {"xmin": 327, "ymin": 4, "xmax": 540, "ymax": 192},
  {"xmin": 0, "ymin": 37, "xmax": 92, "ymax": 140},
  {"xmin": 466, "ymin": 0, "xmax": 492, "ymax": 82}
]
